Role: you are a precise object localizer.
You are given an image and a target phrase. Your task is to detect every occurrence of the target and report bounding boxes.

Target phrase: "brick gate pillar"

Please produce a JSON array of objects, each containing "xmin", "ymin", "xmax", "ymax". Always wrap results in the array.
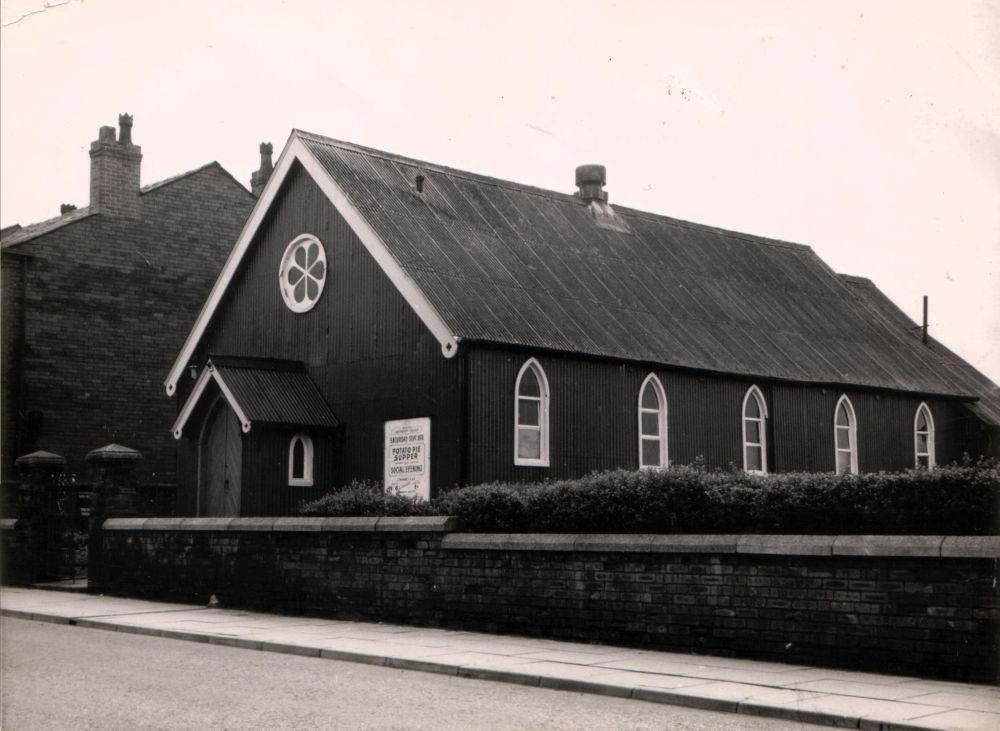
[
  {"xmin": 86, "ymin": 443, "xmax": 142, "ymax": 590},
  {"xmin": 13, "ymin": 450, "xmax": 66, "ymax": 583},
  {"xmin": 86, "ymin": 443, "xmax": 143, "ymax": 520}
]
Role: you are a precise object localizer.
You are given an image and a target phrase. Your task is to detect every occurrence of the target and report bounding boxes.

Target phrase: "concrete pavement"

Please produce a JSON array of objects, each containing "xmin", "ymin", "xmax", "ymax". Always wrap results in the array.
[{"xmin": 3, "ymin": 587, "xmax": 998, "ymax": 730}]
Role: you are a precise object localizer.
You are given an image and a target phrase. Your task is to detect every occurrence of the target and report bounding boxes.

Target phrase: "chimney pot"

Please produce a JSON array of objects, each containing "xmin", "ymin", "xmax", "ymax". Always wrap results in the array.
[
  {"xmin": 118, "ymin": 113, "xmax": 134, "ymax": 145},
  {"xmin": 98, "ymin": 125, "xmax": 116, "ymax": 142},
  {"xmin": 575, "ymin": 164, "xmax": 607, "ymax": 202},
  {"xmin": 60, "ymin": 203, "xmax": 77, "ymax": 215}
]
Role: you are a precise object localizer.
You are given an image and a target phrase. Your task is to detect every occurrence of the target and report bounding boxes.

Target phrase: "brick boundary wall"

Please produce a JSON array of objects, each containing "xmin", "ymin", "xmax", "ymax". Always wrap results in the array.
[
  {"xmin": 0, "ymin": 519, "xmax": 30, "ymax": 585},
  {"xmin": 88, "ymin": 518, "xmax": 1000, "ymax": 683}
]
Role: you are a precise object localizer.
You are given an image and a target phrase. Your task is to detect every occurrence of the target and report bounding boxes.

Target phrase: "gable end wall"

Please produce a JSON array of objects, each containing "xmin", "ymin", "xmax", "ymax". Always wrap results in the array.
[{"xmin": 184, "ymin": 163, "xmax": 463, "ymax": 514}]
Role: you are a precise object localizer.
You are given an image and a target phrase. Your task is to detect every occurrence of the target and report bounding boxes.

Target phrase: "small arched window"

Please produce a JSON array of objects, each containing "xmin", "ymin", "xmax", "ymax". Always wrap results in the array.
[
  {"xmin": 638, "ymin": 374, "xmax": 668, "ymax": 468},
  {"xmin": 288, "ymin": 433, "xmax": 314, "ymax": 486},
  {"xmin": 914, "ymin": 403, "xmax": 935, "ymax": 469},
  {"xmin": 834, "ymin": 396, "xmax": 858, "ymax": 475},
  {"xmin": 742, "ymin": 386, "xmax": 768, "ymax": 474},
  {"xmin": 514, "ymin": 358, "xmax": 549, "ymax": 466}
]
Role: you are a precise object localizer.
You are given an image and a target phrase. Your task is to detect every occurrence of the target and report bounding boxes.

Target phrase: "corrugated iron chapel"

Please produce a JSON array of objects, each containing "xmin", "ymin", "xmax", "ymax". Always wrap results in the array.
[{"xmin": 167, "ymin": 131, "xmax": 1000, "ymax": 516}]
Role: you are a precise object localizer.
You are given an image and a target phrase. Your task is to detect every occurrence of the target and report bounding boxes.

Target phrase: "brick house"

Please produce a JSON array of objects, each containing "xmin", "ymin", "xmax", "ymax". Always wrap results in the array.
[
  {"xmin": 166, "ymin": 130, "xmax": 1000, "ymax": 516},
  {"xmin": 1, "ymin": 115, "xmax": 263, "ymax": 487}
]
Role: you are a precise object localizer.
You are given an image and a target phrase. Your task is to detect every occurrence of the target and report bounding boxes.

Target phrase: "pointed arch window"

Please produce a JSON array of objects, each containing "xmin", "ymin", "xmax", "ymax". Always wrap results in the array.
[
  {"xmin": 834, "ymin": 396, "xmax": 858, "ymax": 475},
  {"xmin": 514, "ymin": 358, "xmax": 549, "ymax": 466},
  {"xmin": 742, "ymin": 386, "xmax": 768, "ymax": 474},
  {"xmin": 914, "ymin": 403, "xmax": 935, "ymax": 469},
  {"xmin": 288, "ymin": 433, "xmax": 314, "ymax": 486},
  {"xmin": 638, "ymin": 374, "xmax": 668, "ymax": 468}
]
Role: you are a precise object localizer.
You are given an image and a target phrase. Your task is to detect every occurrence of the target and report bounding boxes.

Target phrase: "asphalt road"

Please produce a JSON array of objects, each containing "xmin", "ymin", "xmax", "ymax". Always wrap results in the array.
[{"xmin": 1, "ymin": 616, "xmax": 814, "ymax": 730}]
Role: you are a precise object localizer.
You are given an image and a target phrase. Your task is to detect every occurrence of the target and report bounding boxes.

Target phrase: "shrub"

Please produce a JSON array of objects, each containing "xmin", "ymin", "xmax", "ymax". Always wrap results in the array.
[
  {"xmin": 300, "ymin": 480, "xmax": 435, "ymax": 517},
  {"xmin": 301, "ymin": 461, "xmax": 1000, "ymax": 534}
]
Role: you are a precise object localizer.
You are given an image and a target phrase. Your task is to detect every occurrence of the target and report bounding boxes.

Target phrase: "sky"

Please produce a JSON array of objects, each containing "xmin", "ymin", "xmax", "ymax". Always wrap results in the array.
[{"xmin": 2, "ymin": 0, "xmax": 998, "ymax": 382}]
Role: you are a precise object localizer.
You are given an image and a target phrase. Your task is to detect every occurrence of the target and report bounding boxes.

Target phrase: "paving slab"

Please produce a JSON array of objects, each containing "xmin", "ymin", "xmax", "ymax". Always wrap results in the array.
[
  {"xmin": 790, "ymin": 679, "xmax": 950, "ymax": 702},
  {"xmin": 421, "ymin": 651, "xmax": 548, "ymax": 671},
  {"xmin": 596, "ymin": 655, "xmax": 723, "ymax": 675},
  {"xmin": 900, "ymin": 691, "xmax": 1000, "ymax": 714},
  {"xmin": 687, "ymin": 666, "xmax": 832, "ymax": 686},
  {"xmin": 898, "ymin": 708, "xmax": 1000, "ymax": 731},
  {"xmin": 770, "ymin": 694, "xmax": 950, "ymax": 727},
  {"xmin": 2, "ymin": 587, "xmax": 996, "ymax": 731},
  {"xmin": 513, "ymin": 648, "xmax": 636, "ymax": 665}
]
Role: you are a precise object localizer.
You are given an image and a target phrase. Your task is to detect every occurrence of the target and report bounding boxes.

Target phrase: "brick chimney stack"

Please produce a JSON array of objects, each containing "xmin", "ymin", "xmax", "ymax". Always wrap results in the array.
[
  {"xmin": 89, "ymin": 114, "xmax": 142, "ymax": 218},
  {"xmin": 251, "ymin": 142, "xmax": 274, "ymax": 197}
]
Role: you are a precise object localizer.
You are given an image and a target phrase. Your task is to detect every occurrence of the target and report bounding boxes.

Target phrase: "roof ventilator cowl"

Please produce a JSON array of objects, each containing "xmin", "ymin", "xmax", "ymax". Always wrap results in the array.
[{"xmin": 575, "ymin": 164, "xmax": 630, "ymax": 234}]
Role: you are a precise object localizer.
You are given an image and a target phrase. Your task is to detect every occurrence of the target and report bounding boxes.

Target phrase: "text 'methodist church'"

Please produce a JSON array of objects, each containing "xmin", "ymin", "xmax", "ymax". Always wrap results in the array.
[{"xmin": 167, "ymin": 130, "xmax": 1000, "ymax": 517}]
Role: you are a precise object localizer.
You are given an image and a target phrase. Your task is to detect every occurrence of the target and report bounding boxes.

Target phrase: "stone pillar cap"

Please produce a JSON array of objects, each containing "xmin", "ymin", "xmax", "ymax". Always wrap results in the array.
[
  {"xmin": 86, "ymin": 443, "xmax": 143, "ymax": 462},
  {"xmin": 15, "ymin": 450, "xmax": 66, "ymax": 467}
]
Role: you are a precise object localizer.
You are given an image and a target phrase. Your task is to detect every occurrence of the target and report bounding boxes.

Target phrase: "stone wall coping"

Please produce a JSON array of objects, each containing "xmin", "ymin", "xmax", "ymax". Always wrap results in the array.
[
  {"xmin": 375, "ymin": 516, "xmax": 457, "ymax": 532},
  {"xmin": 101, "ymin": 516, "xmax": 457, "ymax": 533},
  {"xmin": 941, "ymin": 535, "xmax": 1000, "ymax": 558},
  {"xmin": 0, "ymin": 518, "xmax": 19, "ymax": 530},
  {"xmin": 441, "ymin": 533, "xmax": 1000, "ymax": 558},
  {"xmin": 179, "ymin": 518, "xmax": 234, "ymax": 531},
  {"xmin": 94, "ymin": 519, "xmax": 1000, "ymax": 558},
  {"xmin": 322, "ymin": 517, "xmax": 380, "ymax": 531},
  {"xmin": 103, "ymin": 518, "xmax": 150, "ymax": 530},
  {"xmin": 142, "ymin": 518, "xmax": 186, "ymax": 530},
  {"xmin": 831, "ymin": 535, "xmax": 946, "ymax": 557}
]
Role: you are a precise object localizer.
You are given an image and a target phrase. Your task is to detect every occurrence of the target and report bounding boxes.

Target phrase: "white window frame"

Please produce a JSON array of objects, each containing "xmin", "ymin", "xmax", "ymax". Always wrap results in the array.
[
  {"xmin": 279, "ymin": 234, "xmax": 327, "ymax": 313},
  {"xmin": 741, "ymin": 385, "xmax": 768, "ymax": 474},
  {"xmin": 288, "ymin": 432, "xmax": 314, "ymax": 486},
  {"xmin": 638, "ymin": 374, "xmax": 668, "ymax": 469},
  {"xmin": 514, "ymin": 358, "xmax": 550, "ymax": 467},
  {"xmin": 834, "ymin": 395, "xmax": 859, "ymax": 475},
  {"xmin": 914, "ymin": 402, "xmax": 936, "ymax": 469}
]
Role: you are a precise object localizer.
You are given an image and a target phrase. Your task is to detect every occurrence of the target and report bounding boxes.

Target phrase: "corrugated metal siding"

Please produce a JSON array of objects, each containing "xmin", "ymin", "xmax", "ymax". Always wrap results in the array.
[
  {"xmin": 298, "ymin": 132, "xmax": 987, "ymax": 402},
  {"xmin": 241, "ymin": 428, "xmax": 339, "ymax": 516},
  {"xmin": 193, "ymin": 164, "xmax": 464, "ymax": 507},
  {"xmin": 465, "ymin": 345, "xmax": 970, "ymax": 482}
]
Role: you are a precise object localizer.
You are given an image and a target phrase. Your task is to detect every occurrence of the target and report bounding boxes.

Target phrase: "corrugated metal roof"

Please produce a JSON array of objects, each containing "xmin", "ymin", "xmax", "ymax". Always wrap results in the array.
[
  {"xmin": 838, "ymin": 276, "xmax": 1000, "ymax": 426},
  {"xmin": 211, "ymin": 356, "xmax": 339, "ymax": 428},
  {"xmin": 298, "ymin": 131, "xmax": 989, "ymax": 402}
]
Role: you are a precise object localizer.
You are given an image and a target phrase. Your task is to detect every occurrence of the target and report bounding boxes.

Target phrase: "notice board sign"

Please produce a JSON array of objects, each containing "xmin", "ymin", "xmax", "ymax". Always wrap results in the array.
[{"xmin": 384, "ymin": 417, "xmax": 430, "ymax": 500}]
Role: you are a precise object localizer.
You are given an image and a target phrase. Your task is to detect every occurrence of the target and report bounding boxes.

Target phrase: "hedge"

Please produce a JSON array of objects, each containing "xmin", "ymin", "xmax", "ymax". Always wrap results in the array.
[{"xmin": 300, "ymin": 461, "xmax": 1000, "ymax": 535}]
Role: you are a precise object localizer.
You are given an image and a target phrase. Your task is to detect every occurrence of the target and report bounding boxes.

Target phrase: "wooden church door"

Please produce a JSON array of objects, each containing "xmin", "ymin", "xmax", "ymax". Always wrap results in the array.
[{"xmin": 201, "ymin": 399, "xmax": 242, "ymax": 517}]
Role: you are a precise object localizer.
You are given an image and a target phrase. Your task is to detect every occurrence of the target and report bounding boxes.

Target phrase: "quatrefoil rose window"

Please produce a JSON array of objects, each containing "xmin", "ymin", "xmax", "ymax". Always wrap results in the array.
[{"xmin": 279, "ymin": 235, "xmax": 327, "ymax": 313}]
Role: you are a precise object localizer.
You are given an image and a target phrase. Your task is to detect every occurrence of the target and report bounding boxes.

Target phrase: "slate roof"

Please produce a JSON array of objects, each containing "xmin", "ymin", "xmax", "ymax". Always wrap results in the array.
[
  {"xmin": 139, "ymin": 161, "xmax": 249, "ymax": 196},
  {"xmin": 1, "ymin": 162, "xmax": 247, "ymax": 250},
  {"xmin": 297, "ymin": 132, "xmax": 987, "ymax": 403},
  {"xmin": 208, "ymin": 356, "xmax": 339, "ymax": 429},
  {"xmin": 1, "ymin": 206, "xmax": 96, "ymax": 249}
]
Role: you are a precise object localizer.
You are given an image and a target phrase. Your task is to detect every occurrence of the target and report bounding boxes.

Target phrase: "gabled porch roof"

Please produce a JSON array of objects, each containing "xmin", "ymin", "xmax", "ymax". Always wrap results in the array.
[{"xmin": 171, "ymin": 356, "xmax": 339, "ymax": 439}]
